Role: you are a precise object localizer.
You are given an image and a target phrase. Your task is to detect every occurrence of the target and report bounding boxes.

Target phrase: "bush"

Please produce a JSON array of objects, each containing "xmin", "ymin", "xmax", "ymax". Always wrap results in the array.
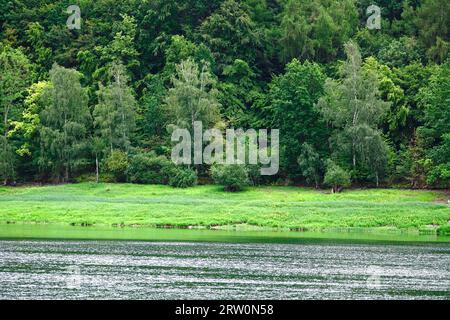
[
  {"xmin": 323, "ymin": 161, "xmax": 351, "ymax": 193},
  {"xmin": 426, "ymin": 163, "xmax": 450, "ymax": 188},
  {"xmin": 127, "ymin": 152, "xmax": 175, "ymax": 184},
  {"xmin": 73, "ymin": 173, "xmax": 98, "ymax": 183},
  {"xmin": 211, "ymin": 164, "xmax": 249, "ymax": 192},
  {"xmin": 169, "ymin": 167, "xmax": 198, "ymax": 188},
  {"xmin": 104, "ymin": 150, "xmax": 129, "ymax": 182},
  {"xmin": 437, "ymin": 225, "xmax": 450, "ymax": 236},
  {"xmin": 246, "ymin": 164, "xmax": 262, "ymax": 186}
]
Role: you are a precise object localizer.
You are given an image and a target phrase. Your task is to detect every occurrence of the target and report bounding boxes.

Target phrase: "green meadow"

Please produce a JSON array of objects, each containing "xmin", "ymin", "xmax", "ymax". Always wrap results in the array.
[{"xmin": 0, "ymin": 183, "xmax": 448, "ymax": 234}]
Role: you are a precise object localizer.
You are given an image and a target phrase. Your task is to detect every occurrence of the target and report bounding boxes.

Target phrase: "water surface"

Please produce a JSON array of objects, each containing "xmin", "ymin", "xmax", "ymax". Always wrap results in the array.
[{"xmin": 0, "ymin": 225, "xmax": 448, "ymax": 300}]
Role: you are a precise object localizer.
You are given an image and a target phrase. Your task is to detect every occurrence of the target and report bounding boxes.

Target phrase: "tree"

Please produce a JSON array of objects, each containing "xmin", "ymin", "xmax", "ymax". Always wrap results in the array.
[
  {"xmin": 165, "ymin": 58, "xmax": 221, "ymax": 132},
  {"xmin": 25, "ymin": 22, "xmax": 52, "ymax": 79},
  {"xmin": 211, "ymin": 164, "xmax": 249, "ymax": 192},
  {"xmin": 95, "ymin": 14, "xmax": 140, "ymax": 79},
  {"xmin": 137, "ymin": 73, "xmax": 168, "ymax": 147},
  {"xmin": 316, "ymin": 42, "xmax": 390, "ymax": 184},
  {"xmin": 415, "ymin": 0, "xmax": 450, "ymax": 63},
  {"xmin": 280, "ymin": 0, "xmax": 358, "ymax": 63},
  {"xmin": 323, "ymin": 160, "xmax": 351, "ymax": 193},
  {"xmin": 127, "ymin": 152, "xmax": 175, "ymax": 185},
  {"xmin": 104, "ymin": 150, "xmax": 129, "ymax": 183},
  {"xmin": 94, "ymin": 62, "xmax": 137, "ymax": 153},
  {"xmin": 362, "ymin": 57, "xmax": 407, "ymax": 147},
  {"xmin": 9, "ymin": 80, "xmax": 51, "ymax": 180},
  {"xmin": 90, "ymin": 136, "xmax": 105, "ymax": 183},
  {"xmin": 38, "ymin": 64, "xmax": 91, "ymax": 182},
  {"xmin": 169, "ymin": 167, "xmax": 198, "ymax": 188},
  {"xmin": 418, "ymin": 60, "xmax": 450, "ymax": 187},
  {"xmin": 0, "ymin": 44, "xmax": 31, "ymax": 184},
  {"xmin": 218, "ymin": 59, "xmax": 260, "ymax": 128},
  {"xmin": 267, "ymin": 59, "xmax": 329, "ymax": 177},
  {"xmin": 199, "ymin": 0, "xmax": 260, "ymax": 71},
  {"xmin": 162, "ymin": 35, "xmax": 215, "ymax": 83},
  {"xmin": 298, "ymin": 143, "xmax": 322, "ymax": 188},
  {"xmin": 377, "ymin": 37, "xmax": 423, "ymax": 69}
]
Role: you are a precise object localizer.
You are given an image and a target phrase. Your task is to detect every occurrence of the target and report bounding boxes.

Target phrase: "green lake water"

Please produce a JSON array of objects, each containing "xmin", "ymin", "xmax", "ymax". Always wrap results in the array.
[{"xmin": 0, "ymin": 224, "xmax": 449, "ymax": 300}]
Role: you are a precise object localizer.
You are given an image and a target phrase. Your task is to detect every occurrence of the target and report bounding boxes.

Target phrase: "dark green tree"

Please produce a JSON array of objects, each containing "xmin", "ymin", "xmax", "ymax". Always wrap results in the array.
[{"xmin": 0, "ymin": 44, "xmax": 31, "ymax": 184}]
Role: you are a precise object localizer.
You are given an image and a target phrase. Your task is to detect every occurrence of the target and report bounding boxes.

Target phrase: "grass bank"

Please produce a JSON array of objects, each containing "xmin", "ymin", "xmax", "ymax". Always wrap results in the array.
[{"xmin": 0, "ymin": 183, "xmax": 448, "ymax": 234}]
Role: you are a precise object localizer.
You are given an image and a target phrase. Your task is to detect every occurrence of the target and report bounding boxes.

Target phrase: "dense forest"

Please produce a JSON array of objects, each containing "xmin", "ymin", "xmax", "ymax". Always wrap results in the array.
[{"xmin": 0, "ymin": 0, "xmax": 449, "ymax": 189}]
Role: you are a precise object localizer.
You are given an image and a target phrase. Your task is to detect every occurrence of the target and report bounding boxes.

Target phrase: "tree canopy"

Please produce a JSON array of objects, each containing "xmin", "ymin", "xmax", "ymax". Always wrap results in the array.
[{"xmin": 0, "ymin": 0, "xmax": 448, "ymax": 188}]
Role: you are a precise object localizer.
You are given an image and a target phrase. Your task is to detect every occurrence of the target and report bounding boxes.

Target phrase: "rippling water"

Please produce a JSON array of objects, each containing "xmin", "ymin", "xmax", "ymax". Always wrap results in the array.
[{"xmin": 0, "ymin": 239, "xmax": 448, "ymax": 300}]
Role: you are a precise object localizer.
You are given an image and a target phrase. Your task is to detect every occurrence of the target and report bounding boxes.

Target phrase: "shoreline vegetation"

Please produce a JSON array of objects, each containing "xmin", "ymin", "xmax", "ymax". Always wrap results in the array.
[{"xmin": 0, "ymin": 183, "xmax": 448, "ymax": 237}]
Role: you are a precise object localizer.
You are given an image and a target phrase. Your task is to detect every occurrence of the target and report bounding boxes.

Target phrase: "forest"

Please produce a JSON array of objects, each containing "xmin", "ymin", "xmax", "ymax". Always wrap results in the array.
[{"xmin": 0, "ymin": 0, "xmax": 449, "ymax": 190}]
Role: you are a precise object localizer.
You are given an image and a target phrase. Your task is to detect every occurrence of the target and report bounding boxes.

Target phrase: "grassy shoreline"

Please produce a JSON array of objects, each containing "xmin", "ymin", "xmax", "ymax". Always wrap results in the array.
[{"xmin": 0, "ymin": 183, "xmax": 449, "ymax": 235}]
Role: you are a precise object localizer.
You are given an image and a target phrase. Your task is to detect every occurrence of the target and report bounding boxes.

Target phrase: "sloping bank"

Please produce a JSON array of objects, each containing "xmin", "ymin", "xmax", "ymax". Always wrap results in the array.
[{"xmin": 0, "ymin": 183, "xmax": 448, "ymax": 236}]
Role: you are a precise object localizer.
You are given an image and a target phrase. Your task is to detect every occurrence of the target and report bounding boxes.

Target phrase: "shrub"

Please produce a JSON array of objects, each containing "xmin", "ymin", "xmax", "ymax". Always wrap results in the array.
[
  {"xmin": 426, "ymin": 163, "xmax": 450, "ymax": 188},
  {"xmin": 211, "ymin": 164, "xmax": 249, "ymax": 192},
  {"xmin": 169, "ymin": 167, "xmax": 198, "ymax": 188},
  {"xmin": 437, "ymin": 225, "xmax": 450, "ymax": 236},
  {"xmin": 323, "ymin": 161, "xmax": 351, "ymax": 193},
  {"xmin": 127, "ymin": 152, "xmax": 175, "ymax": 184},
  {"xmin": 246, "ymin": 164, "xmax": 262, "ymax": 186},
  {"xmin": 104, "ymin": 150, "xmax": 129, "ymax": 182},
  {"xmin": 74, "ymin": 173, "xmax": 97, "ymax": 183}
]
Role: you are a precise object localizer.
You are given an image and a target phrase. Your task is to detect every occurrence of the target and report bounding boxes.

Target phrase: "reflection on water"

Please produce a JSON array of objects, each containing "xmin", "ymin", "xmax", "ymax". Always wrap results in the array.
[{"xmin": 0, "ymin": 238, "xmax": 449, "ymax": 300}]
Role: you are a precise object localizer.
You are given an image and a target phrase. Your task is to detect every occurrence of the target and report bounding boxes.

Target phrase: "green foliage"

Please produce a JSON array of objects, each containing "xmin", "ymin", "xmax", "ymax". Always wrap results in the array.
[
  {"xmin": 165, "ymin": 58, "xmax": 221, "ymax": 131},
  {"xmin": 218, "ymin": 59, "xmax": 260, "ymax": 127},
  {"xmin": 1, "ymin": 0, "xmax": 448, "ymax": 190},
  {"xmin": 418, "ymin": 61, "xmax": 450, "ymax": 187},
  {"xmin": 199, "ymin": 0, "xmax": 260, "ymax": 71},
  {"xmin": 317, "ymin": 42, "xmax": 390, "ymax": 183},
  {"xmin": 93, "ymin": 62, "xmax": 137, "ymax": 152},
  {"xmin": 211, "ymin": 164, "xmax": 249, "ymax": 192},
  {"xmin": 323, "ymin": 161, "xmax": 351, "ymax": 193},
  {"xmin": 127, "ymin": 152, "xmax": 175, "ymax": 185},
  {"xmin": 0, "ymin": 44, "xmax": 31, "ymax": 183},
  {"xmin": 280, "ymin": 0, "xmax": 358, "ymax": 63},
  {"xmin": 266, "ymin": 59, "xmax": 328, "ymax": 177},
  {"xmin": 298, "ymin": 143, "xmax": 322, "ymax": 188},
  {"xmin": 38, "ymin": 63, "xmax": 90, "ymax": 182},
  {"xmin": 104, "ymin": 150, "xmax": 129, "ymax": 183},
  {"xmin": 169, "ymin": 167, "xmax": 198, "ymax": 188},
  {"xmin": 415, "ymin": 0, "xmax": 450, "ymax": 63},
  {"xmin": 377, "ymin": 37, "xmax": 423, "ymax": 68}
]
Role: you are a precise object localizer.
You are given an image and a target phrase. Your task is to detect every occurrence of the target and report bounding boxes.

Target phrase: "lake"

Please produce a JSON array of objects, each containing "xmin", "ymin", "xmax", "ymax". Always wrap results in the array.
[{"xmin": 0, "ymin": 225, "xmax": 449, "ymax": 300}]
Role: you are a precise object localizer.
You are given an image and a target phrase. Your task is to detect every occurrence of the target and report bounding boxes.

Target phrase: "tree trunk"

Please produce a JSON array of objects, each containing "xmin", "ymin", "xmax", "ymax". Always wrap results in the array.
[
  {"xmin": 65, "ymin": 165, "xmax": 69, "ymax": 183},
  {"xmin": 352, "ymin": 148, "xmax": 356, "ymax": 168},
  {"xmin": 96, "ymin": 155, "xmax": 99, "ymax": 183},
  {"xmin": 3, "ymin": 106, "xmax": 10, "ymax": 183}
]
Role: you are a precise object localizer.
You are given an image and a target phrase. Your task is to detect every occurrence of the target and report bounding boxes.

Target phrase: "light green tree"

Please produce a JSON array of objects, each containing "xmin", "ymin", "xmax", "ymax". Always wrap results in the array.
[
  {"xmin": 323, "ymin": 160, "xmax": 351, "ymax": 193},
  {"xmin": 316, "ymin": 42, "xmax": 390, "ymax": 184},
  {"xmin": 94, "ymin": 62, "xmax": 137, "ymax": 153},
  {"xmin": 165, "ymin": 58, "xmax": 221, "ymax": 131},
  {"xmin": 38, "ymin": 64, "xmax": 91, "ymax": 182}
]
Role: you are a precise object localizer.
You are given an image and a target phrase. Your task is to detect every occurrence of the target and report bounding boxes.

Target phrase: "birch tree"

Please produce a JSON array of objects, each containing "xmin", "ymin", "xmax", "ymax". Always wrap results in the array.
[
  {"xmin": 165, "ymin": 58, "xmax": 221, "ymax": 132},
  {"xmin": 316, "ymin": 42, "xmax": 390, "ymax": 184},
  {"xmin": 39, "ymin": 64, "xmax": 90, "ymax": 182},
  {"xmin": 93, "ymin": 62, "xmax": 137, "ymax": 153}
]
